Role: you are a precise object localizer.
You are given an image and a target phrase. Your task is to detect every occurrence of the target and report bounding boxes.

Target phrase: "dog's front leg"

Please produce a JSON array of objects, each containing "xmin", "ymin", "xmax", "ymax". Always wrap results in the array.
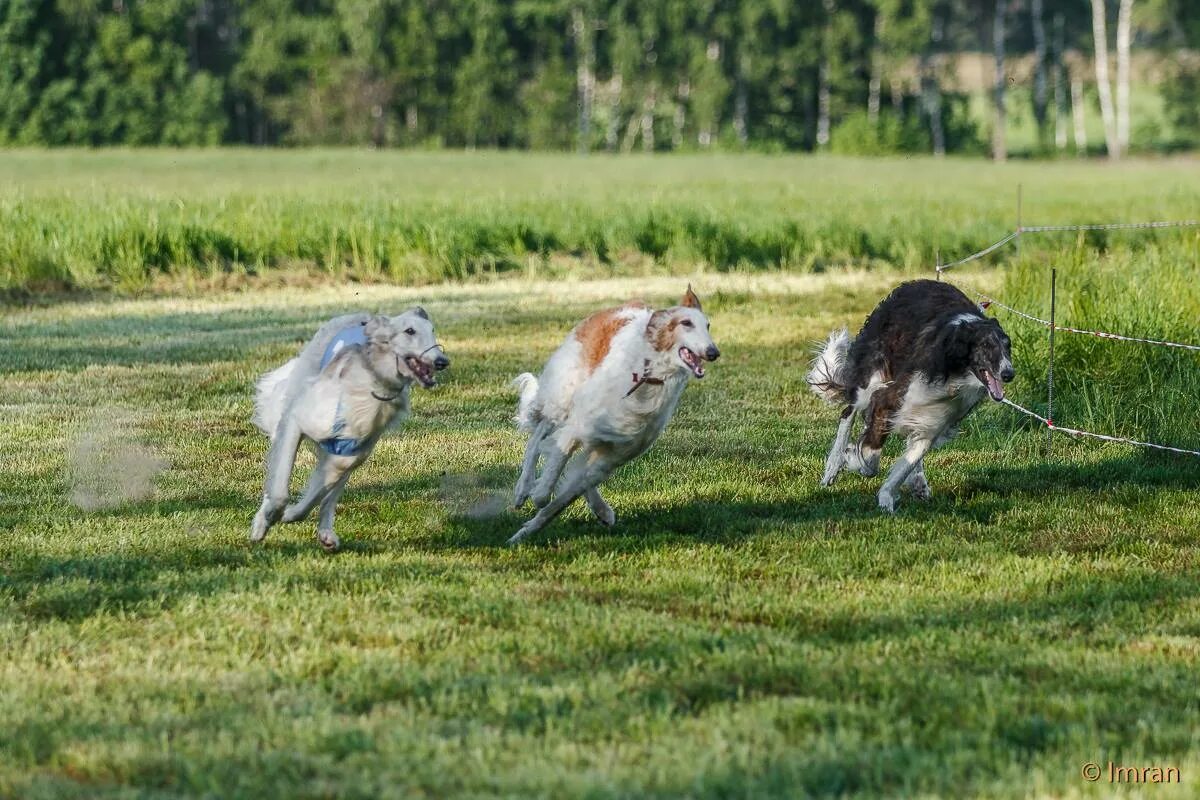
[
  {"xmin": 821, "ymin": 407, "xmax": 856, "ymax": 486},
  {"xmin": 878, "ymin": 435, "xmax": 932, "ymax": 513},
  {"xmin": 283, "ymin": 451, "xmax": 347, "ymax": 524},
  {"xmin": 513, "ymin": 419, "xmax": 549, "ymax": 508},
  {"xmin": 251, "ymin": 415, "xmax": 303, "ymax": 542}
]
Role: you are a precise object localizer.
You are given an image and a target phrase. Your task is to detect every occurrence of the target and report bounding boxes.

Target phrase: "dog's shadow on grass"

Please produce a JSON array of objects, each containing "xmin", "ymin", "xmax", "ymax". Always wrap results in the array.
[
  {"xmin": 435, "ymin": 481, "xmax": 1017, "ymax": 551},
  {"xmin": 0, "ymin": 539, "xmax": 316, "ymax": 623}
]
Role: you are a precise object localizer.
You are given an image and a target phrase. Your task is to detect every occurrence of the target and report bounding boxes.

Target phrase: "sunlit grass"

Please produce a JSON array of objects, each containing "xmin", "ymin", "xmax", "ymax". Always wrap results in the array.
[{"xmin": 2, "ymin": 273, "xmax": 1199, "ymax": 798}]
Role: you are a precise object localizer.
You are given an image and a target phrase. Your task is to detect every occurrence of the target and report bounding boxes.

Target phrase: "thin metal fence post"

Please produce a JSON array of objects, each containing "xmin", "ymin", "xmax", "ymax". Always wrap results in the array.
[
  {"xmin": 1047, "ymin": 267, "xmax": 1057, "ymax": 459},
  {"xmin": 1016, "ymin": 184, "xmax": 1023, "ymax": 257}
]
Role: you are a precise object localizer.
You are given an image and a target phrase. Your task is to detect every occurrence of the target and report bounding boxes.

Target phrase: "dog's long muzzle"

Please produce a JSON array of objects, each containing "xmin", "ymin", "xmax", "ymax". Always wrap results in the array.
[{"xmin": 422, "ymin": 343, "xmax": 449, "ymax": 371}]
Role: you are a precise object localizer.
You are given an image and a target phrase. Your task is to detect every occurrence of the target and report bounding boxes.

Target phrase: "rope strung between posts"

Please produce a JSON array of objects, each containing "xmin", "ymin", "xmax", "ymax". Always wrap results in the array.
[
  {"xmin": 949, "ymin": 280, "xmax": 1200, "ymax": 353},
  {"xmin": 1000, "ymin": 397, "xmax": 1200, "ymax": 458},
  {"xmin": 935, "ymin": 219, "xmax": 1200, "ymax": 275}
]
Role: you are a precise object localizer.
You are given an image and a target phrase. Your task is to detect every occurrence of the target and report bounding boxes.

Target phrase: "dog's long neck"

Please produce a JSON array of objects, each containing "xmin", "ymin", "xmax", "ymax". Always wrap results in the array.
[{"xmin": 337, "ymin": 354, "xmax": 412, "ymax": 435}]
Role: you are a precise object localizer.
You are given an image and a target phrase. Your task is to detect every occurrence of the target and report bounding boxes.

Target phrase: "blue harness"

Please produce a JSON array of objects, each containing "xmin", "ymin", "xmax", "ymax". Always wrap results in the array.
[{"xmin": 317, "ymin": 325, "xmax": 370, "ymax": 457}]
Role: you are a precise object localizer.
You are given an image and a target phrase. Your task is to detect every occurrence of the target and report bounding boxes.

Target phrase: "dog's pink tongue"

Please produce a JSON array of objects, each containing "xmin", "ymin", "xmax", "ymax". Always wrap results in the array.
[{"xmin": 986, "ymin": 372, "xmax": 1005, "ymax": 401}]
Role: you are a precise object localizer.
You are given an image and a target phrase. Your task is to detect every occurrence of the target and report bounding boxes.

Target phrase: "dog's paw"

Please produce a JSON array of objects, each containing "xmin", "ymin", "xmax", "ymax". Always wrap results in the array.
[
  {"xmin": 250, "ymin": 511, "xmax": 270, "ymax": 543},
  {"xmin": 592, "ymin": 505, "xmax": 615, "ymax": 527},
  {"xmin": 512, "ymin": 490, "xmax": 530, "ymax": 510},
  {"xmin": 317, "ymin": 529, "xmax": 340, "ymax": 552},
  {"xmin": 820, "ymin": 467, "xmax": 839, "ymax": 487},
  {"xmin": 506, "ymin": 525, "xmax": 535, "ymax": 546},
  {"xmin": 877, "ymin": 489, "xmax": 898, "ymax": 513},
  {"xmin": 907, "ymin": 478, "xmax": 932, "ymax": 501}
]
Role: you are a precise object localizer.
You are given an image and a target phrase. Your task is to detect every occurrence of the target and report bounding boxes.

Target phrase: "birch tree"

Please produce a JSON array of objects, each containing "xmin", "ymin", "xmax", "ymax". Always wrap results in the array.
[{"xmin": 1091, "ymin": 0, "xmax": 1120, "ymax": 158}]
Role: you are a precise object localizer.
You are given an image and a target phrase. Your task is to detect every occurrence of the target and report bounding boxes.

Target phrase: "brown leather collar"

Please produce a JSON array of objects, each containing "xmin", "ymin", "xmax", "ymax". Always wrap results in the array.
[{"xmin": 625, "ymin": 360, "xmax": 666, "ymax": 397}]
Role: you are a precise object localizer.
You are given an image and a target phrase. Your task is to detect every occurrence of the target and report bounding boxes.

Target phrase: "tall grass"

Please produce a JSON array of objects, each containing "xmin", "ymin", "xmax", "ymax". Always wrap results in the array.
[
  {"xmin": 995, "ymin": 235, "xmax": 1200, "ymax": 451},
  {"xmin": 2, "ymin": 150, "xmax": 1198, "ymax": 292}
]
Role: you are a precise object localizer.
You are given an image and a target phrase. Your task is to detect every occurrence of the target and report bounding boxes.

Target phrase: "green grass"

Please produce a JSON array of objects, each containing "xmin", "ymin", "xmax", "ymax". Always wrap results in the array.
[
  {"xmin": 3, "ymin": 272, "xmax": 1200, "ymax": 798},
  {"xmin": 2, "ymin": 150, "xmax": 1199, "ymax": 293}
]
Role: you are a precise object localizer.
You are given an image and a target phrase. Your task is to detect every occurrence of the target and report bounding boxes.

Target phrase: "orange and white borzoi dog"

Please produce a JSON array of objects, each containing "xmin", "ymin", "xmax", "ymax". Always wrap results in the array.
[{"xmin": 508, "ymin": 286, "xmax": 720, "ymax": 544}]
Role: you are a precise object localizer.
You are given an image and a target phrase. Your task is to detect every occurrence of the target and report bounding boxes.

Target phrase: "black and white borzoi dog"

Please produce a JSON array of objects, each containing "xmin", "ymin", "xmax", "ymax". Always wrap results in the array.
[{"xmin": 808, "ymin": 279, "xmax": 1014, "ymax": 512}]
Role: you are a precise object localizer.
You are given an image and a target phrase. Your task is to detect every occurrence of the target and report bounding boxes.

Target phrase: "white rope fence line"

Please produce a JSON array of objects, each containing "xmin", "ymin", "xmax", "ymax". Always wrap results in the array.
[
  {"xmin": 935, "ymin": 219, "xmax": 1200, "ymax": 275},
  {"xmin": 950, "ymin": 280, "xmax": 1200, "ymax": 353},
  {"xmin": 936, "ymin": 231, "xmax": 1021, "ymax": 272},
  {"xmin": 1000, "ymin": 397, "xmax": 1200, "ymax": 458},
  {"xmin": 1020, "ymin": 220, "xmax": 1200, "ymax": 233}
]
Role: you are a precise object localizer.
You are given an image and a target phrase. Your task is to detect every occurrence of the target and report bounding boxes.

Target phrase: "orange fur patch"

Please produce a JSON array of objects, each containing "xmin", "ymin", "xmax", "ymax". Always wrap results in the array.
[
  {"xmin": 648, "ymin": 311, "xmax": 680, "ymax": 352},
  {"xmin": 575, "ymin": 302, "xmax": 645, "ymax": 372}
]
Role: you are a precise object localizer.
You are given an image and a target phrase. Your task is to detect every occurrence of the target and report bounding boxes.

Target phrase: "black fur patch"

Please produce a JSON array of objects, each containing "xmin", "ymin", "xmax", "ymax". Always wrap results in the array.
[{"xmin": 842, "ymin": 280, "xmax": 1011, "ymax": 403}]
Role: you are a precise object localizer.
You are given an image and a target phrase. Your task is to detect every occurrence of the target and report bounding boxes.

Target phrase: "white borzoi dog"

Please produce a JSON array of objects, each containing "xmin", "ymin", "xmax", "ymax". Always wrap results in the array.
[
  {"xmin": 509, "ymin": 286, "xmax": 719, "ymax": 544},
  {"xmin": 250, "ymin": 309, "xmax": 448, "ymax": 550},
  {"xmin": 808, "ymin": 279, "xmax": 1014, "ymax": 512}
]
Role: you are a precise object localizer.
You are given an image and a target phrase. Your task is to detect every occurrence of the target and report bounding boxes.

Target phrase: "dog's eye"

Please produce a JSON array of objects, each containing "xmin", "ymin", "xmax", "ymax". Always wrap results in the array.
[
  {"xmin": 404, "ymin": 328, "xmax": 416, "ymax": 336},
  {"xmin": 680, "ymin": 319, "xmax": 694, "ymax": 328}
]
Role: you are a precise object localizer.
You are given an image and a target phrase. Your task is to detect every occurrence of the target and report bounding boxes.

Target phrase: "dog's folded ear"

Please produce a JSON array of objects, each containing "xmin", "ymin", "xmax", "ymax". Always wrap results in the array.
[
  {"xmin": 363, "ymin": 314, "xmax": 395, "ymax": 343},
  {"xmin": 405, "ymin": 306, "xmax": 430, "ymax": 321},
  {"xmin": 681, "ymin": 284, "xmax": 702, "ymax": 311}
]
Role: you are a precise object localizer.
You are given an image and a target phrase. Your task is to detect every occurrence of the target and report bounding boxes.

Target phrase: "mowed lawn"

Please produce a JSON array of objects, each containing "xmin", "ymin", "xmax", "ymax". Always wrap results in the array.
[{"xmin": 2, "ymin": 272, "xmax": 1199, "ymax": 798}]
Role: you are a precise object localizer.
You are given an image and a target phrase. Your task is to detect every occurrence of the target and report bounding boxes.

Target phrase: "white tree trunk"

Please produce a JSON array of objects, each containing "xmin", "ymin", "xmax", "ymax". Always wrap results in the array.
[
  {"xmin": 606, "ymin": 74, "xmax": 622, "ymax": 152},
  {"xmin": 733, "ymin": 71, "xmax": 748, "ymax": 146},
  {"xmin": 1071, "ymin": 77, "xmax": 1089, "ymax": 156},
  {"xmin": 1115, "ymin": 0, "xmax": 1133, "ymax": 153},
  {"xmin": 817, "ymin": 62, "xmax": 831, "ymax": 147},
  {"xmin": 572, "ymin": 7, "xmax": 595, "ymax": 154},
  {"xmin": 640, "ymin": 86, "xmax": 656, "ymax": 152},
  {"xmin": 867, "ymin": 13, "xmax": 883, "ymax": 124},
  {"xmin": 1091, "ymin": 0, "xmax": 1120, "ymax": 159},
  {"xmin": 993, "ymin": 0, "xmax": 1008, "ymax": 161},
  {"xmin": 1054, "ymin": 14, "xmax": 1068, "ymax": 151},
  {"xmin": 1031, "ymin": 0, "xmax": 1048, "ymax": 142}
]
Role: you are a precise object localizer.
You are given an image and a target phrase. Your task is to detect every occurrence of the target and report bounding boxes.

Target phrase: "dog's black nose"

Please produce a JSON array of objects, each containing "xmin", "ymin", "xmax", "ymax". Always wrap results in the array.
[
  {"xmin": 1001, "ymin": 366, "xmax": 1015, "ymax": 382},
  {"xmin": 705, "ymin": 345, "xmax": 720, "ymax": 362},
  {"xmin": 434, "ymin": 355, "xmax": 450, "ymax": 371}
]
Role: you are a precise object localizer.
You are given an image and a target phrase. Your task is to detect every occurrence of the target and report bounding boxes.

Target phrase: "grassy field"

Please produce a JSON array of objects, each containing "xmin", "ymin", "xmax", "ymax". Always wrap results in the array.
[
  {"xmin": 2, "ymin": 150, "xmax": 1199, "ymax": 293},
  {"xmin": 3, "ymin": 270, "xmax": 1200, "ymax": 798}
]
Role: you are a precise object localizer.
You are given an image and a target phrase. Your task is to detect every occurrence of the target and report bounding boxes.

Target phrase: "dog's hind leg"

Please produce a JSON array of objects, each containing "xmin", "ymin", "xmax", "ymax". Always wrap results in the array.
[
  {"xmin": 315, "ymin": 470, "xmax": 352, "ymax": 552},
  {"xmin": 510, "ymin": 450, "xmax": 613, "ymax": 545},
  {"xmin": 251, "ymin": 416, "xmax": 303, "ymax": 542},
  {"xmin": 531, "ymin": 433, "xmax": 577, "ymax": 508},
  {"xmin": 878, "ymin": 435, "xmax": 933, "ymax": 513},
  {"xmin": 821, "ymin": 407, "xmax": 856, "ymax": 486},
  {"xmin": 584, "ymin": 486, "xmax": 615, "ymax": 527},
  {"xmin": 513, "ymin": 419, "xmax": 549, "ymax": 509},
  {"xmin": 903, "ymin": 458, "xmax": 931, "ymax": 500}
]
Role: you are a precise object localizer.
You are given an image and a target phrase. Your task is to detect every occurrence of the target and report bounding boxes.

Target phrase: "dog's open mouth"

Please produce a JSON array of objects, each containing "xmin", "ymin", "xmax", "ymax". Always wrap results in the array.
[
  {"xmin": 978, "ymin": 369, "xmax": 1005, "ymax": 401},
  {"xmin": 679, "ymin": 347, "xmax": 706, "ymax": 378},
  {"xmin": 404, "ymin": 356, "xmax": 437, "ymax": 388}
]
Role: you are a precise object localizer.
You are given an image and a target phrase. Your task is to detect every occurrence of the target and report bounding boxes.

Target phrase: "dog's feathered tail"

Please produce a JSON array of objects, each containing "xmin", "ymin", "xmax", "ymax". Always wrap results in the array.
[
  {"xmin": 807, "ymin": 327, "xmax": 851, "ymax": 405},
  {"xmin": 252, "ymin": 359, "xmax": 297, "ymax": 439},
  {"xmin": 512, "ymin": 372, "xmax": 540, "ymax": 432}
]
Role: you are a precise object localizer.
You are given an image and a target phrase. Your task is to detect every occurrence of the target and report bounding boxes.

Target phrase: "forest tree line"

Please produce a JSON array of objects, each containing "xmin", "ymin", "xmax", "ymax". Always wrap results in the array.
[{"xmin": 1, "ymin": 0, "xmax": 1197, "ymax": 156}]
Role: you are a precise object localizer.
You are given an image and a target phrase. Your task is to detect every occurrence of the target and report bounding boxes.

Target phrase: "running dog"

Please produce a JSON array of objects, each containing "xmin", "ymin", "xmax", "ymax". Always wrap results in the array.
[
  {"xmin": 509, "ymin": 286, "xmax": 719, "ymax": 544},
  {"xmin": 250, "ymin": 309, "xmax": 448, "ymax": 550},
  {"xmin": 808, "ymin": 279, "xmax": 1014, "ymax": 512}
]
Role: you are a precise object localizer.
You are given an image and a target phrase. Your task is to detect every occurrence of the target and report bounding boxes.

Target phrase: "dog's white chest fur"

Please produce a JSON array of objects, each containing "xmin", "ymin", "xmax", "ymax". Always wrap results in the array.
[
  {"xmin": 283, "ymin": 359, "xmax": 407, "ymax": 443},
  {"xmin": 892, "ymin": 372, "xmax": 986, "ymax": 439}
]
